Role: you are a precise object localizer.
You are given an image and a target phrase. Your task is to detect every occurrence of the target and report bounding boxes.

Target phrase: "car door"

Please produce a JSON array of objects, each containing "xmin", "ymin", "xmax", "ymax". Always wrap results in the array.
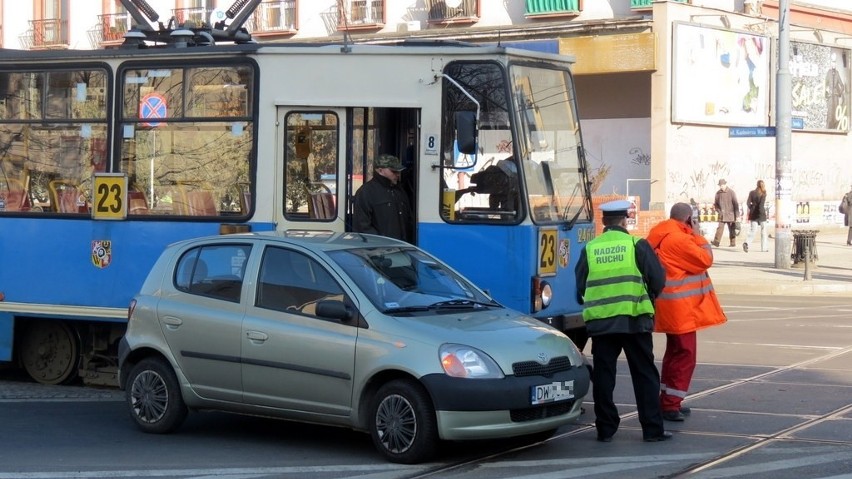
[
  {"xmin": 157, "ymin": 243, "xmax": 251, "ymax": 403},
  {"xmin": 242, "ymin": 245, "xmax": 358, "ymax": 417}
]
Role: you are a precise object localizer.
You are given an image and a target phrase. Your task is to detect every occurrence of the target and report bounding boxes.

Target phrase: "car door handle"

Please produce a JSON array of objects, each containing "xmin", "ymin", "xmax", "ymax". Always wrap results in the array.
[
  {"xmin": 246, "ymin": 330, "xmax": 268, "ymax": 343},
  {"xmin": 162, "ymin": 316, "xmax": 183, "ymax": 330}
]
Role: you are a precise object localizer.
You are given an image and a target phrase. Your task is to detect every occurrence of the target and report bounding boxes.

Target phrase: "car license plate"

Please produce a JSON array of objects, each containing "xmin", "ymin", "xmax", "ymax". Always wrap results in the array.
[{"xmin": 530, "ymin": 380, "xmax": 574, "ymax": 405}]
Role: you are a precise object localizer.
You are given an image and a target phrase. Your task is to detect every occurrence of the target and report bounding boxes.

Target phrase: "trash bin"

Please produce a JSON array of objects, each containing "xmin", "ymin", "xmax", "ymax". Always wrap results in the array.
[{"xmin": 791, "ymin": 229, "xmax": 819, "ymax": 265}]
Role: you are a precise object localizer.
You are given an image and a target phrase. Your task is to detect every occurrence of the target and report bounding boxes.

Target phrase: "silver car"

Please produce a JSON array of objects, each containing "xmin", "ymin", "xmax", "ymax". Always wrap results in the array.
[{"xmin": 118, "ymin": 231, "xmax": 590, "ymax": 463}]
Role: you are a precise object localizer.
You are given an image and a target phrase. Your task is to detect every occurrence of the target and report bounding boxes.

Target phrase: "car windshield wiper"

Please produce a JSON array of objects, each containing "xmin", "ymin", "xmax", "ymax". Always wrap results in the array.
[
  {"xmin": 383, "ymin": 299, "xmax": 499, "ymax": 315},
  {"xmin": 429, "ymin": 299, "xmax": 500, "ymax": 310}
]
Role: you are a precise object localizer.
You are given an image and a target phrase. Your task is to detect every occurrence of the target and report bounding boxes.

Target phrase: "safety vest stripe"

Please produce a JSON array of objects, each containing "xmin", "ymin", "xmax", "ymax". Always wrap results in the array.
[
  {"xmin": 664, "ymin": 273, "xmax": 707, "ymax": 288},
  {"xmin": 587, "ymin": 274, "xmax": 646, "ymax": 288},
  {"xmin": 657, "ymin": 283, "xmax": 715, "ymax": 300},
  {"xmin": 583, "ymin": 292, "xmax": 653, "ymax": 308}
]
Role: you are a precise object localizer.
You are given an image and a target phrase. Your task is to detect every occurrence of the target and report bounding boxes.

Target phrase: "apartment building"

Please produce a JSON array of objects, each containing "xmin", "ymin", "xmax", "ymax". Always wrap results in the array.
[{"xmin": 2, "ymin": 0, "xmax": 852, "ymax": 225}]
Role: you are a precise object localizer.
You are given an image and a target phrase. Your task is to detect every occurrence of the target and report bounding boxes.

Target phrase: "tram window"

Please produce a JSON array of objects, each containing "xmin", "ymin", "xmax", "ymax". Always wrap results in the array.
[
  {"xmin": 0, "ymin": 68, "xmax": 109, "ymax": 215},
  {"xmin": 440, "ymin": 62, "xmax": 521, "ymax": 224},
  {"xmin": 283, "ymin": 112, "xmax": 339, "ymax": 222},
  {"xmin": 118, "ymin": 63, "xmax": 256, "ymax": 218}
]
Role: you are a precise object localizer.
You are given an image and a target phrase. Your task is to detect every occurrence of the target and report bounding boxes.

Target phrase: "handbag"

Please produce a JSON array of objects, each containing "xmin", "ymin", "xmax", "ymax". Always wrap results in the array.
[{"xmin": 735, "ymin": 221, "xmax": 742, "ymax": 236}]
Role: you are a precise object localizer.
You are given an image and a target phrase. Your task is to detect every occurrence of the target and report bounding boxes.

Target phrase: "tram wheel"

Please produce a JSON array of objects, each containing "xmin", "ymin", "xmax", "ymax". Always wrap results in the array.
[{"xmin": 19, "ymin": 321, "xmax": 80, "ymax": 385}]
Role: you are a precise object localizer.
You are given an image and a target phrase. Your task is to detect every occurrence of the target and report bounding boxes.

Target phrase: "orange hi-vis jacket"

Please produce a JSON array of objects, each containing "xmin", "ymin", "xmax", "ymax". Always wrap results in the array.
[{"xmin": 645, "ymin": 218, "xmax": 727, "ymax": 334}]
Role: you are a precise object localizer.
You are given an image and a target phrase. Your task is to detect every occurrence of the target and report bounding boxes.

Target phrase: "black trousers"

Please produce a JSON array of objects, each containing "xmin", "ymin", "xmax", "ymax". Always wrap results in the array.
[{"xmin": 591, "ymin": 332, "xmax": 665, "ymax": 439}]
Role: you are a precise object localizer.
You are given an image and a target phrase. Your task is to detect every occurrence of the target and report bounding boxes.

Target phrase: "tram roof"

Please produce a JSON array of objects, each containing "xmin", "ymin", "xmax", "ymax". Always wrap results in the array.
[{"xmin": 0, "ymin": 39, "xmax": 574, "ymax": 65}]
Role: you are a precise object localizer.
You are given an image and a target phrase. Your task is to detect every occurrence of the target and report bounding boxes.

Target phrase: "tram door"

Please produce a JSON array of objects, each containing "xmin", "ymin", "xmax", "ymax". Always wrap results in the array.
[{"xmin": 278, "ymin": 107, "xmax": 419, "ymax": 238}]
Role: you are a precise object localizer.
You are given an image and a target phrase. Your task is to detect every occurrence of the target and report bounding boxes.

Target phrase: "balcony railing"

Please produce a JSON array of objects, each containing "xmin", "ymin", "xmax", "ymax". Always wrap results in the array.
[
  {"xmin": 525, "ymin": 0, "xmax": 580, "ymax": 17},
  {"xmin": 246, "ymin": 0, "xmax": 297, "ymax": 34},
  {"xmin": 631, "ymin": 0, "xmax": 689, "ymax": 10},
  {"xmin": 426, "ymin": 0, "xmax": 479, "ymax": 24},
  {"xmin": 29, "ymin": 18, "xmax": 69, "ymax": 49},
  {"xmin": 98, "ymin": 12, "xmax": 132, "ymax": 43},
  {"xmin": 172, "ymin": 6, "xmax": 213, "ymax": 27},
  {"xmin": 338, "ymin": 0, "xmax": 385, "ymax": 30}
]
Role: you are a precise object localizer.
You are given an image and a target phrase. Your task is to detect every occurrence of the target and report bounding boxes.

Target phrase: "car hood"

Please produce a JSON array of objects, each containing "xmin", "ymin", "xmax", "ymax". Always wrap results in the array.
[{"xmin": 382, "ymin": 308, "xmax": 584, "ymax": 370}]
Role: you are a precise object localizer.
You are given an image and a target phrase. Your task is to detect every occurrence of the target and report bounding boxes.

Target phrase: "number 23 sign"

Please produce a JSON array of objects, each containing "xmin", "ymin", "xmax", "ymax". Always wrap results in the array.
[{"xmin": 92, "ymin": 173, "xmax": 128, "ymax": 220}]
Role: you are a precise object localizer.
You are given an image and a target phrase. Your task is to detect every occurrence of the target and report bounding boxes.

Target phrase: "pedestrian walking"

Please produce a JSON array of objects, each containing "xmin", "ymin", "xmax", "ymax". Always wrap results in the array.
[
  {"xmin": 575, "ymin": 199, "xmax": 671, "ymax": 443},
  {"xmin": 646, "ymin": 203, "xmax": 727, "ymax": 422},
  {"xmin": 711, "ymin": 179, "xmax": 740, "ymax": 248},
  {"xmin": 743, "ymin": 180, "xmax": 768, "ymax": 252},
  {"xmin": 841, "ymin": 185, "xmax": 852, "ymax": 246}
]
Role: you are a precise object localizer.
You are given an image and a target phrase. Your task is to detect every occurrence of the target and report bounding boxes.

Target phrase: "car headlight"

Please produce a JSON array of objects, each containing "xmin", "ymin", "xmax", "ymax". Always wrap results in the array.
[{"xmin": 439, "ymin": 344, "xmax": 504, "ymax": 379}]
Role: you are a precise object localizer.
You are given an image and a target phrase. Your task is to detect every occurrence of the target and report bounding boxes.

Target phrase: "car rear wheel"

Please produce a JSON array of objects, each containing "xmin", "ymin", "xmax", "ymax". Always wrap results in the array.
[
  {"xmin": 126, "ymin": 357, "xmax": 187, "ymax": 434},
  {"xmin": 369, "ymin": 379, "xmax": 438, "ymax": 464}
]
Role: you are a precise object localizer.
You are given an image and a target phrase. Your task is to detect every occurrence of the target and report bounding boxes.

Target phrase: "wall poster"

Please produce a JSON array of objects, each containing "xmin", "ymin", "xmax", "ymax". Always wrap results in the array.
[
  {"xmin": 790, "ymin": 41, "xmax": 850, "ymax": 132},
  {"xmin": 672, "ymin": 22, "xmax": 771, "ymax": 127}
]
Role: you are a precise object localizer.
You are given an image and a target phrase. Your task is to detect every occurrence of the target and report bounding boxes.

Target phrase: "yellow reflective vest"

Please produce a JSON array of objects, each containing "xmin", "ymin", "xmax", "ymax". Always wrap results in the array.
[{"xmin": 582, "ymin": 230, "xmax": 655, "ymax": 322}]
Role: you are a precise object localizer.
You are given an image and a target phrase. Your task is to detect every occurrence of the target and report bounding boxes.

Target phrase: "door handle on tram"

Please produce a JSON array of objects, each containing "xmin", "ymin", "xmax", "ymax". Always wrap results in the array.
[
  {"xmin": 246, "ymin": 330, "xmax": 268, "ymax": 343},
  {"xmin": 161, "ymin": 316, "xmax": 183, "ymax": 330}
]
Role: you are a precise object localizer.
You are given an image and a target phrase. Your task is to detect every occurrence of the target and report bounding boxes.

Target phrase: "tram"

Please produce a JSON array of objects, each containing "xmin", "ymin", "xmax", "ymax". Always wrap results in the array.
[{"xmin": 0, "ymin": 0, "xmax": 594, "ymax": 385}]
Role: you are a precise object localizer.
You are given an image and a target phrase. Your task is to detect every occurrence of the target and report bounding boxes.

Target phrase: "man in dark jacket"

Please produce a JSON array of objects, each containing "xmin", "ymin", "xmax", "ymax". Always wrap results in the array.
[
  {"xmin": 353, "ymin": 154, "xmax": 413, "ymax": 242},
  {"xmin": 712, "ymin": 179, "xmax": 740, "ymax": 248},
  {"xmin": 575, "ymin": 200, "xmax": 670, "ymax": 443}
]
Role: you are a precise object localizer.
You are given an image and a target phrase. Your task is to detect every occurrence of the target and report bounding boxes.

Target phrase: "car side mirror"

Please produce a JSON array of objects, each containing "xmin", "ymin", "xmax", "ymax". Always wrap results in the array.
[{"xmin": 315, "ymin": 299, "xmax": 354, "ymax": 322}]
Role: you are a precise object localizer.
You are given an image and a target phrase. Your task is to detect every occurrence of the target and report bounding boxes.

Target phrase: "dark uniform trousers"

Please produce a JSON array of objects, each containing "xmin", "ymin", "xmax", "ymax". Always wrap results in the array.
[{"xmin": 592, "ymin": 332, "xmax": 665, "ymax": 439}]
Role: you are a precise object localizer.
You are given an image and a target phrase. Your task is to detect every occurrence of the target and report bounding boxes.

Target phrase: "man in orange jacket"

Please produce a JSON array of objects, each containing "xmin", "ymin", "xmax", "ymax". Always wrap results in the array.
[{"xmin": 646, "ymin": 202, "xmax": 727, "ymax": 421}]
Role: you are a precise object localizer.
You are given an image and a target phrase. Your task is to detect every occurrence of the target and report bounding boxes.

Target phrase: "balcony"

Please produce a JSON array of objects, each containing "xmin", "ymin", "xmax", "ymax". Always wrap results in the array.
[
  {"xmin": 246, "ymin": 0, "xmax": 297, "ymax": 36},
  {"xmin": 338, "ymin": 0, "xmax": 385, "ymax": 31},
  {"xmin": 525, "ymin": 0, "xmax": 581, "ymax": 18},
  {"xmin": 172, "ymin": 6, "xmax": 213, "ymax": 27},
  {"xmin": 97, "ymin": 12, "xmax": 132, "ymax": 44},
  {"xmin": 631, "ymin": 0, "xmax": 689, "ymax": 11},
  {"xmin": 28, "ymin": 19, "xmax": 69, "ymax": 49},
  {"xmin": 426, "ymin": 0, "xmax": 479, "ymax": 25}
]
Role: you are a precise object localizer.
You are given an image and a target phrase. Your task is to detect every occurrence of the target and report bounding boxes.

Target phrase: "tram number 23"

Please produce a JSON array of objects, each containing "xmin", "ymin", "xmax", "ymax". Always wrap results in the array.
[
  {"xmin": 538, "ymin": 229, "xmax": 557, "ymax": 276},
  {"xmin": 92, "ymin": 174, "xmax": 128, "ymax": 220}
]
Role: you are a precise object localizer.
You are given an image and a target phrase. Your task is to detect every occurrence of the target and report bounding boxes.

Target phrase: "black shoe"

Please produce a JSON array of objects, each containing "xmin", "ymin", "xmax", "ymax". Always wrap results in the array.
[
  {"xmin": 743, "ymin": 243, "xmax": 748, "ymax": 252},
  {"xmin": 597, "ymin": 435, "xmax": 613, "ymax": 443},
  {"xmin": 711, "ymin": 240, "xmax": 720, "ymax": 247},
  {"xmin": 662, "ymin": 410, "xmax": 685, "ymax": 422},
  {"xmin": 679, "ymin": 406, "xmax": 691, "ymax": 416},
  {"xmin": 644, "ymin": 431, "xmax": 673, "ymax": 442}
]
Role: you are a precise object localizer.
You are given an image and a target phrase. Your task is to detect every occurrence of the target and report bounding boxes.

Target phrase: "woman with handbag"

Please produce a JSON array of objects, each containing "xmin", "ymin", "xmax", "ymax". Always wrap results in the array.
[{"xmin": 743, "ymin": 180, "xmax": 768, "ymax": 252}]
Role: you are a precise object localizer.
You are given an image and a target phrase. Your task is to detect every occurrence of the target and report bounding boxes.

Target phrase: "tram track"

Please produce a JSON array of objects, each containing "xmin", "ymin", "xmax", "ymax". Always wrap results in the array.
[{"xmin": 406, "ymin": 341, "xmax": 852, "ymax": 479}]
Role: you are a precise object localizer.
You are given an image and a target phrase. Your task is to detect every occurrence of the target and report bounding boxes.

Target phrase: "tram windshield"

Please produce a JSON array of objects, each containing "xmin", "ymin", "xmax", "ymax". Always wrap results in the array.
[
  {"xmin": 511, "ymin": 64, "xmax": 588, "ymax": 225},
  {"xmin": 440, "ymin": 60, "xmax": 589, "ymax": 225}
]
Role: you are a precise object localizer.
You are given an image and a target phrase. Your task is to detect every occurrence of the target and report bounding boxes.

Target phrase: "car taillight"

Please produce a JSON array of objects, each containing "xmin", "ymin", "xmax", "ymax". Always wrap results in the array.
[{"xmin": 127, "ymin": 299, "xmax": 137, "ymax": 320}]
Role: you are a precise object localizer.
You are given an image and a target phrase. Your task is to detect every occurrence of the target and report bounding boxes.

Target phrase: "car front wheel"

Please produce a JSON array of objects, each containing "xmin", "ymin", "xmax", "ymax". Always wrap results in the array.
[
  {"xmin": 369, "ymin": 379, "xmax": 438, "ymax": 464},
  {"xmin": 126, "ymin": 357, "xmax": 188, "ymax": 434}
]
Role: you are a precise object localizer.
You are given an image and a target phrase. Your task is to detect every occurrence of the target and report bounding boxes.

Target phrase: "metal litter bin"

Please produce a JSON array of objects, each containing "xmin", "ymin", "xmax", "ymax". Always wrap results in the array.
[{"xmin": 791, "ymin": 230, "xmax": 818, "ymax": 266}]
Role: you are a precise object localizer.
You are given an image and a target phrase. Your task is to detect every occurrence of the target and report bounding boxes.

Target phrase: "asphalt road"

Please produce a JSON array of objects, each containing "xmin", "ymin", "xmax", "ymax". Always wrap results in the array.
[{"xmin": 1, "ymin": 294, "xmax": 851, "ymax": 479}]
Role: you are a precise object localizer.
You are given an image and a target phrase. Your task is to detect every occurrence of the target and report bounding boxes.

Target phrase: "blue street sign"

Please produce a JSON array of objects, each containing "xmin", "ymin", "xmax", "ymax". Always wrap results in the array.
[{"xmin": 728, "ymin": 127, "xmax": 776, "ymax": 138}]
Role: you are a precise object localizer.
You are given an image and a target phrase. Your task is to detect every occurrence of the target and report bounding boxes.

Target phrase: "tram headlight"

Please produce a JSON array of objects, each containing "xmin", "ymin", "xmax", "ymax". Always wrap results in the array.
[
  {"xmin": 540, "ymin": 281, "xmax": 553, "ymax": 308},
  {"xmin": 531, "ymin": 277, "xmax": 553, "ymax": 312}
]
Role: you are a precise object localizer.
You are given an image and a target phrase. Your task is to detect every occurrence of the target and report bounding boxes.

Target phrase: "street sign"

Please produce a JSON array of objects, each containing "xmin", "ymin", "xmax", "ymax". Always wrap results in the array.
[{"xmin": 139, "ymin": 92, "xmax": 167, "ymax": 127}]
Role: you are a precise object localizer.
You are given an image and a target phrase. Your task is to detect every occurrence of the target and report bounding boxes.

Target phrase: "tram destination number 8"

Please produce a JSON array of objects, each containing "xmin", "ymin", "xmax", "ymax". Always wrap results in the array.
[{"xmin": 93, "ymin": 174, "xmax": 128, "ymax": 220}]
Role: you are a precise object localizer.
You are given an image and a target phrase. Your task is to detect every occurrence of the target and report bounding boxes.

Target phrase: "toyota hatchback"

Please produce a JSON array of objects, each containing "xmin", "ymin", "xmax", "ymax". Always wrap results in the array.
[{"xmin": 118, "ymin": 231, "xmax": 590, "ymax": 463}]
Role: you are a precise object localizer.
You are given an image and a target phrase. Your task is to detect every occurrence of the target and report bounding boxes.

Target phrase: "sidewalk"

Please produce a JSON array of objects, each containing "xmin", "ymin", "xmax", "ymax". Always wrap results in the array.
[{"xmin": 705, "ymin": 226, "xmax": 852, "ymax": 296}]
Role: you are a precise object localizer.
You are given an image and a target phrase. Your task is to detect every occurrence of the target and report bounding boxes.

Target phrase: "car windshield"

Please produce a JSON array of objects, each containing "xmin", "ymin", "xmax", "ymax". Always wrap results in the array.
[{"xmin": 328, "ymin": 247, "xmax": 498, "ymax": 314}]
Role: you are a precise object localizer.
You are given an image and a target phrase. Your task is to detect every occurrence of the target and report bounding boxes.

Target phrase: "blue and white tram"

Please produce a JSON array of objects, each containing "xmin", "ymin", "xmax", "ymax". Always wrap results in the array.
[{"xmin": 0, "ymin": 5, "xmax": 594, "ymax": 385}]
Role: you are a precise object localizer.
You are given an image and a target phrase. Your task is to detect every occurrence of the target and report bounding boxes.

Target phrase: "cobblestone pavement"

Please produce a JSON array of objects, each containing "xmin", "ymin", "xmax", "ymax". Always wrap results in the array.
[{"xmin": 0, "ymin": 368, "xmax": 122, "ymax": 401}]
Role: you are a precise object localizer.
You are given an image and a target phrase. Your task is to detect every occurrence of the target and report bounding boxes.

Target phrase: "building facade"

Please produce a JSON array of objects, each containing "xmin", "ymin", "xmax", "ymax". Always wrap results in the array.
[{"xmin": 1, "ymin": 0, "xmax": 851, "ymax": 226}]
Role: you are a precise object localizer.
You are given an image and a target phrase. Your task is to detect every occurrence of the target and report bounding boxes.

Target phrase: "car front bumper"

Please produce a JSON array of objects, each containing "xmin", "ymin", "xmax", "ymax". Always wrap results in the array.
[{"xmin": 420, "ymin": 365, "xmax": 591, "ymax": 441}]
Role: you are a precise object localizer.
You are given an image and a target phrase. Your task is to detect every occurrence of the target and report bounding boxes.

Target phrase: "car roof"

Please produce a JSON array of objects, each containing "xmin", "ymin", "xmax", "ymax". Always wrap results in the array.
[{"xmin": 168, "ymin": 230, "xmax": 410, "ymax": 253}]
